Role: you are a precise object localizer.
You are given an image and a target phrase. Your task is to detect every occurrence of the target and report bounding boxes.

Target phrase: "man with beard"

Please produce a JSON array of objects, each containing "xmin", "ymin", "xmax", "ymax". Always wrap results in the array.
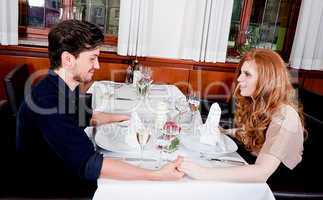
[{"xmin": 16, "ymin": 20, "xmax": 183, "ymax": 198}]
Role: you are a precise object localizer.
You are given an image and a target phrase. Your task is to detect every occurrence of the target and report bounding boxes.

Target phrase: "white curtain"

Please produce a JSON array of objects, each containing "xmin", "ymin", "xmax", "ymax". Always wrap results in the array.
[
  {"xmin": 289, "ymin": 0, "xmax": 323, "ymax": 71},
  {"xmin": 118, "ymin": 0, "xmax": 233, "ymax": 63},
  {"xmin": 0, "ymin": 0, "xmax": 18, "ymax": 45}
]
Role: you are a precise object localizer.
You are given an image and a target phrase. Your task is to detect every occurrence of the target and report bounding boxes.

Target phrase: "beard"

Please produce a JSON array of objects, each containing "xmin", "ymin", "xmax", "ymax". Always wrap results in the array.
[
  {"xmin": 72, "ymin": 73, "xmax": 86, "ymax": 83},
  {"xmin": 73, "ymin": 73, "xmax": 93, "ymax": 83}
]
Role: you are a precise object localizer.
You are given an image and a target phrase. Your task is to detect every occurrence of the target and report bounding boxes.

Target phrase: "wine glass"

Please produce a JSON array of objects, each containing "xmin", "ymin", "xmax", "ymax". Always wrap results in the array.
[
  {"xmin": 136, "ymin": 78, "xmax": 151, "ymax": 100},
  {"xmin": 136, "ymin": 127, "xmax": 152, "ymax": 166},
  {"xmin": 140, "ymin": 66, "xmax": 153, "ymax": 81},
  {"xmin": 174, "ymin": 98, "xmax": 189, "ymax": 125}
]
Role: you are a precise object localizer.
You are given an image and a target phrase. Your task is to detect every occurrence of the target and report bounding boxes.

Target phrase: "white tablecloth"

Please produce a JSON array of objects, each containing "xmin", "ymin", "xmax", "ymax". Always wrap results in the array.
[
  {"xmin": 94, "ymin": 179, "xmax": 275, "ymax": 200},
  {"xmin": 87, "ymin": 81, "xmax": 275, "ymax": 200}
]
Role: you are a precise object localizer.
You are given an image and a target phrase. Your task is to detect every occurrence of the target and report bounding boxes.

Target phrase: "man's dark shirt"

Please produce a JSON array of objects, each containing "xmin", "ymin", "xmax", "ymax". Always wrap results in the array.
[{"xmin": 16, "ymin": 71, "xmax": 103, "ymax": 197}]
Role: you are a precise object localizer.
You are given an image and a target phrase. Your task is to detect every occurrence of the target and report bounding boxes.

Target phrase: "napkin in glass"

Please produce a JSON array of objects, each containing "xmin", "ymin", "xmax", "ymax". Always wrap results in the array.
[
  {"xmin": 198, "ymin": 103, "xmax": 225, "ymax": 150},
  {"xmin": 125, "ymin": 112, "xmax": 144, "ymax": 148}
]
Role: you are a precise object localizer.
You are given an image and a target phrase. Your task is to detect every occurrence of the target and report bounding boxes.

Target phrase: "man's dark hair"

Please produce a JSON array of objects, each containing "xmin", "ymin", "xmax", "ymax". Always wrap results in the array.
[{"xmin": 48, "ymin": 20, "xmax": 104, "ymax": 70}]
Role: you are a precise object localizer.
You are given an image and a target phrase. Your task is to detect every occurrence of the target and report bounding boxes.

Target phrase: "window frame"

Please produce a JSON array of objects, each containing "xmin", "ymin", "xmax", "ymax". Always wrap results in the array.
[
  {"xmin": 18, "ymin": 0, "xmax": 118, "ymax": 45},
  {"xmin": 232, "ymin": 0, "xmax": 301, "ymax": 61}
]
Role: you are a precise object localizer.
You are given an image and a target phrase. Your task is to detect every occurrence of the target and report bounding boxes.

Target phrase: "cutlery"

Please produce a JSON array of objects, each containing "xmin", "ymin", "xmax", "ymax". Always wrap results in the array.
[
  {"xmin": 209, "ymin": 158, "xmax": 245, "ymax": 166},
  {"xmin": 106, "ymin": 156, "xmax": 157, "ymax": 162},
  {"xmin": 116, "ymin": 97, "xmax": 133, "ymax": 101},
  {"xmin": 150, "ymin": 88, "xmax": 166, "ymax": 91},
  {"xmin": 125, "ymin": 157, "xmax": 156, "ymax": 162}
]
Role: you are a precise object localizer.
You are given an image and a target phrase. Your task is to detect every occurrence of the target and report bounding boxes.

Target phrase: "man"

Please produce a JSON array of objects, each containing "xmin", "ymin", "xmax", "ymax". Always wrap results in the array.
[{"xmin": 16, "ymin": 20, "xmax": 183, "ymax": 197}]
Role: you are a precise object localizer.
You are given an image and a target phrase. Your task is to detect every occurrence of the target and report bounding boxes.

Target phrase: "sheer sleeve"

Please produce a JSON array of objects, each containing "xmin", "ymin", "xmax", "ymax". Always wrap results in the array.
[{"xmin": 259, "ymin": 105, "xmax": 304, "ymax": 169}]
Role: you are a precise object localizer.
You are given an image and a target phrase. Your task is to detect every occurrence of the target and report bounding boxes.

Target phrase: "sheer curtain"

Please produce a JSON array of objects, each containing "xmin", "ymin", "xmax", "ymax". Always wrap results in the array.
[
  {"xmin": 289, "ymin": 0, "xmax": 323, "ymax": 71},
  {"xmin": 118, "ymin": 0, "xmax": 233, "ymax": 63},
  {"xmin": 0, "ymin": 0, "xmax": 18, "ymax": 45}
]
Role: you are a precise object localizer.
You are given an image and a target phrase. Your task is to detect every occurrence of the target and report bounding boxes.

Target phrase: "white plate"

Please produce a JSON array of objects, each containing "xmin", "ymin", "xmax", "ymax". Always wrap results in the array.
[
  {"xmin": 95, "ymin": 124, "xmax": 154, "ymax": 153},
  {"xmin": 180, "ymin": 134, "xmax": 238, "ymax": 156}
]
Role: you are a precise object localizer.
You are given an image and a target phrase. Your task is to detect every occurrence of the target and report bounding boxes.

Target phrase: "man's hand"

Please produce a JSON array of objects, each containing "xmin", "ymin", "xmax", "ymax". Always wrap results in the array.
[
  {"xmin": 90, "ymin": 112, "xmax": 129, "ymax": 126},
  {"xmin": 152, "ymin": 156, "xmax": 184, "ymax": 181},
  {"xmin": 177, "ymin": 158, "xmax": 207, "ymax": 180}
]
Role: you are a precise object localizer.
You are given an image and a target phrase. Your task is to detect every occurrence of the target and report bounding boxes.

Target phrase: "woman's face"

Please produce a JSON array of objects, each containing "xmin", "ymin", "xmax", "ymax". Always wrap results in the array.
[{"xmin": 237, "ymin": 60, "xmax": 258, "ymax": 97}]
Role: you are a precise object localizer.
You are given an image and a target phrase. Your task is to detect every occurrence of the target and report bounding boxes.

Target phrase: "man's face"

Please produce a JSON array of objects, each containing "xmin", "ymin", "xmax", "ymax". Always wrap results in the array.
[{"xmin": 73, "ymin": 48, "xmax": 100, "ymax": 83}]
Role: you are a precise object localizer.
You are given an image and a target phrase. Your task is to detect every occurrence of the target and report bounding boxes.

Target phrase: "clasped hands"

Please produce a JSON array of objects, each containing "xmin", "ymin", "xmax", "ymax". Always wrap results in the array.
[{"xmin": 90, "ymin": 113, "xmax": 204, "ymax": 180}]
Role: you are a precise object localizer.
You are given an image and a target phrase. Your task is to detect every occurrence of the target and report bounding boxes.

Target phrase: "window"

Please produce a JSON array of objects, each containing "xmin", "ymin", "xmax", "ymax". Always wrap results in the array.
[
  {"xmin": 227, "ymin": 0, "xmax": 300, "ymax": 61},
  {"xmin": 18, "ymin": 0, "xmax": 120, "ymax": 45},
  {"xmin": 18, "ymin": 0, "xmax": 300, "ymax": 61}
]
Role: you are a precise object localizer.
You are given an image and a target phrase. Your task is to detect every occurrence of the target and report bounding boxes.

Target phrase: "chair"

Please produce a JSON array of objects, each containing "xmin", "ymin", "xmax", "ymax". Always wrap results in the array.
[
  {"xmin": 269, "ymin": 87, "xmax": 323, "ymax": 200},
  {"xmin": 4, "ymin": 64, "xmax": 29, "ymax": 116}
]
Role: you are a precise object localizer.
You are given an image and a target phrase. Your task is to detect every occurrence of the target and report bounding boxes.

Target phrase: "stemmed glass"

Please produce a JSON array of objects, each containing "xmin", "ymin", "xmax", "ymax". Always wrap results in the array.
[
  {"xmin": 188, "ymin": 91, "xmax": 200, "ymax": 135},
  {"xmin": 136, "ymin": 127, "xmax": 152, "ymax": 166},
  {"xmin": 174, "ymin": 98, "xmax": 189, "ymax": 125},
  {"xmin": 188, "ymin": 91, "xmax": 200, "ymax": 113},
  {"xmin": 136, "ymin": 79, "xmax": 150, "ymax": 99},
  {"xmin": 140, "ymin": 66, "xmax": 153, "ymax": 81},
  {"xmin": 156, "ymin": 132, "xmax": 171, "ymax": 169}
]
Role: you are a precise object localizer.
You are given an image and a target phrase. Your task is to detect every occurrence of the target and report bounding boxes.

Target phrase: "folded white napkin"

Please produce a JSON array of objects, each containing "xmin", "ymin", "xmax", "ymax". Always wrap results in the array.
[
  {"xmin": 125, "ymin": 112, "xmax": 144, "ymax": 148},
  {"xmin": 199, "ymin": 103, "xmax": 225, "ymax": 150}
]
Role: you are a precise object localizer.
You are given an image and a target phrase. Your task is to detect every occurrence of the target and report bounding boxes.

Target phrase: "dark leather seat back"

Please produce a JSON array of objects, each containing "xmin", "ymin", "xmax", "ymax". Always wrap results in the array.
[
  {"xmin": 270, "ymin": 87, "xmax": 323, "ymax": 199},
  {"xmin": 4, "ymin": 64, "xmax": 29, "ymax": 116}
]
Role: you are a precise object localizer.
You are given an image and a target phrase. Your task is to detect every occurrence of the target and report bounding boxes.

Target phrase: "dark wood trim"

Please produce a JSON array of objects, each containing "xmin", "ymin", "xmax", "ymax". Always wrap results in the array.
[
  {"xmin": 18, "ymin": 26, "xmax": 49, "ymax": 39},
  {"xmin": 193, "ymin": 64, "xmax": 237, "ymax": 72},
  {"xmin": 281, "ymin": 0, "xmax": 302, "ymax": 61},
  {"xmin": 104, "ymin": 35, "xmax": 118, "ymax": 46},
  {"xmin": 236, "ymin": 0, "xmax": 254, "ymax": 45},
  {"xmin": 0, "ymin": 45, "xmax": 130, "ymax": 64},
  {"xmin": 290, "ymin": 68, "xmax": 323, "ymax": 80},
  {"xmin": 0, "ymin": 45, "xmax": 48, "ymax": 58}
]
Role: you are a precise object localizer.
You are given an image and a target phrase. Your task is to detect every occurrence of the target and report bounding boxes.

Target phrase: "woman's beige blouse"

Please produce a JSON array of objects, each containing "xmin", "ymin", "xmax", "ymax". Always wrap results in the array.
[{"xmin": 259, "ymin": 105, "xmax": 304, "ymax": 169}]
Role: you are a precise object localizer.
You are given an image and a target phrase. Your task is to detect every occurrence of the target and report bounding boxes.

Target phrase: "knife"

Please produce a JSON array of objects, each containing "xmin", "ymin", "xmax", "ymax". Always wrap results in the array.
[
  {"xmin": 116, "ymin": 97, "xmax": 133, "ymax": 101},
  {"xmin": 125, "ymin": 157, "xmax": 157, "ymax": 162},
  {"xmin": 106, "ymin": 156, "xmax": 156, "ymax": 162},
  {"xmin": 209, "ymin": 158, "xmax": 245, "ymax": 166}
]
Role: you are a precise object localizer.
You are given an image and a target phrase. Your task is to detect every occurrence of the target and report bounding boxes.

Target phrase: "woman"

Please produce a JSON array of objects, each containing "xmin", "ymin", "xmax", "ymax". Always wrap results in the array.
[{"xmin": 179, "ymin": 49, "xmax": 305, "ymax": 182}]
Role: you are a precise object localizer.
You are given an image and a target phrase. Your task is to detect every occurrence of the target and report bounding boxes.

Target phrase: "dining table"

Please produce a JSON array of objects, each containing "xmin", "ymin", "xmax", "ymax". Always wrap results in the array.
[{"xmin": 85, "ymin": 81, "xmax": 276, "ymax": 200}]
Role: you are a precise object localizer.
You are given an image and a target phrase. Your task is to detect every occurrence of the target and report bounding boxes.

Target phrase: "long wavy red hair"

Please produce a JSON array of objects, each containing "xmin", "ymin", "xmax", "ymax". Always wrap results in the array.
[{"xmin": 233, "ymin": 49, "xmax": 304, "ymax": 153}]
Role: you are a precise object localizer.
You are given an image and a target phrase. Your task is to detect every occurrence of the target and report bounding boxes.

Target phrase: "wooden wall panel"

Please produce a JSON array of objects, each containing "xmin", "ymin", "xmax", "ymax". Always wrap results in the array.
[
  {"xmin": 0, "ymin": 55, "xmax": 129, "ymax": 100},
  {"xmin": 2, "ymin": 45, "xmax": 322, "ymax": 102},
  {"xmin": 93, "ymin": 62, "xmax": 128, "ymax": 82},
  {"xmin": 140, "ymin": 61, "xmax": 192, "ymax": 94},
  {"xmin": 189, "ymin": 69, "xmax": 236, "ymax": 101},
  {"xmin": 303, "ymin": 78, "xmax": 323, "ymax": 95}
]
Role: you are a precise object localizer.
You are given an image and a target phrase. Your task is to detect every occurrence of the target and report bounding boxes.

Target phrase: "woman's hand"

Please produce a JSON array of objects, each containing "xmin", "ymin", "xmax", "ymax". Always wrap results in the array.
[
  {"xmin": 153, "ymin": 156, "xmax": 184, "ymax": 180},
  {"xmin": 178, "ymin": 159, "xmax": 208, "ymax": 180}
]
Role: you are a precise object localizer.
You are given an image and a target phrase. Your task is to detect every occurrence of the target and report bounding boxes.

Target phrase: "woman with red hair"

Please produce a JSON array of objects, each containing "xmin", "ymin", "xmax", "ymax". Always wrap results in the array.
[{"xmin": 179, "ymin": 49, "xmax": 306, "ymax": 182}]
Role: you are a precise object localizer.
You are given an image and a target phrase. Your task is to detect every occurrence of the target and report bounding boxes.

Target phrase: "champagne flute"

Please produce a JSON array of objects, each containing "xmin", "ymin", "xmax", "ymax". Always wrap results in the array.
[
  {"xmin": 188, "ymin": 91, "xmax": 200, "ymax": 135},
  {"xmin": 136, "ymin": 128, "xmax": 151, "ymax": 166}
]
